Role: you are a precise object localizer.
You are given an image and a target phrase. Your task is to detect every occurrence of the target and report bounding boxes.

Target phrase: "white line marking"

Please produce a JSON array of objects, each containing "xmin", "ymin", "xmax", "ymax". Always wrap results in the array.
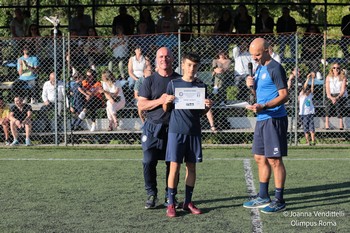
[
  {"xmin": 207, "ymin": 158, "xmax": 350, "ymax": 161},
  {"xmin": 0, "ymin": 158, "xmax": 141, "ymax": 161},
  {"xmin": 243, "ymin": 159, "xmax": 263, "ymax": 233},
  {"xmin": 0, "ymin": 158, "xmax": 349, "ymax": 161}
]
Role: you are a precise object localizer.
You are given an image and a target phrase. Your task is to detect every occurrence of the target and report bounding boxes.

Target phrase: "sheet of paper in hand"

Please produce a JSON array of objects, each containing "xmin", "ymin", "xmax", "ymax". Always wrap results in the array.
[
  {"xmin": 225, "ymin": 101, "xmax": 250, "ymax": 108},
  {"xmin": 174, "ymin": 87, "xmax": 205, "ymax": 109}
]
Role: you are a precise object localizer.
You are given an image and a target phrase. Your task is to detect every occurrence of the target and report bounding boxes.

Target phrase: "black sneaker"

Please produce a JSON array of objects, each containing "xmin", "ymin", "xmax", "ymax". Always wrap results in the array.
[
  {"xmin": 164, "ymin": 197, "xmax": 180, "ymax": 208},
  {"xmin": 145, "ymin": 195, "xmax": 158, "ymax": 209}
]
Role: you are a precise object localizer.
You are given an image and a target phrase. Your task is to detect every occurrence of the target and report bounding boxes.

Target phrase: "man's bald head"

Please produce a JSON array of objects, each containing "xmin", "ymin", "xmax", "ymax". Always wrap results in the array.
[
  {"xmin": 249, "ymin": 38, "xmax": 271, "ymax": 65},
  {"xmin": 156, "ymin": 47, "xmax": 174, "ymax": 75},
  {"xmin": 156, "ymin": 47, "xmax": 173, "ymax": 58},
  {"xmin": 49, "ymin": 72, "xmax": 56, "ymax": 83},
  {"xmin": 250, "ymin": 38, "xmax": 270, "ymax": 52}
]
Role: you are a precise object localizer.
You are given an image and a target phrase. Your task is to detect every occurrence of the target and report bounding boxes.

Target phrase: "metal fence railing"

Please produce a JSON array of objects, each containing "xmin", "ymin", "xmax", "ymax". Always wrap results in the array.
[{"xmin": 0, "ymin": 32, "xmax": 349, "ymax": 146}]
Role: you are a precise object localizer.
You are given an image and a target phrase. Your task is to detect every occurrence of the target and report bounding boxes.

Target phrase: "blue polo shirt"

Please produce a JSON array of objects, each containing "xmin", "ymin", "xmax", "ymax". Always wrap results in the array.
[{"xmin": 254, "ymin": 59, "xmax": 287, "ymax": 121}]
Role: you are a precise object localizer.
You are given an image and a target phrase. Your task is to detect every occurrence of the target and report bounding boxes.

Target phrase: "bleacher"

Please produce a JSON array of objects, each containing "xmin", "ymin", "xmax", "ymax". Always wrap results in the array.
[{"xmin": 1, "ymin": 33, "xmax": 350, "ymax": 145}]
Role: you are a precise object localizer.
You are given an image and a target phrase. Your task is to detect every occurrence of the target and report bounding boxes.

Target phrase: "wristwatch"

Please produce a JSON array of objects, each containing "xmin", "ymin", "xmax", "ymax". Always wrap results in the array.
[{"xmin": 261, "ymin": 103, "xmax": 267, "ymax": 110}]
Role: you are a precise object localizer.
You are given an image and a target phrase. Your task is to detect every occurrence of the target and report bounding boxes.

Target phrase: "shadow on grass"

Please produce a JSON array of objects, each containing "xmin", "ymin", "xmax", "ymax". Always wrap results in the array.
[
  {"xmin": 157, "ymin": 196, "xmax": 247, "ymax": 214},
  {"xmin": 284, "ymin": 181, "xmax": 350, "ymax": 211},
  {"xmin": 195, "ymin": 196, "xmax": 247, "ymax": 213}
]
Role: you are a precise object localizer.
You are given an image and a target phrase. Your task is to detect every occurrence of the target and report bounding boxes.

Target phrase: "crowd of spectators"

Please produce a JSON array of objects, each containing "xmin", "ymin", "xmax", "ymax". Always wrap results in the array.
[{"xmin": 0, "ymin": 4, "xmax": 349, "ymax": 140}]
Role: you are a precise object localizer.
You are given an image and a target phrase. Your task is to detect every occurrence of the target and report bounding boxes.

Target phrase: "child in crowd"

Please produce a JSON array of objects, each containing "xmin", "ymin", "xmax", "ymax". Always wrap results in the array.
[
  {"xmin": 70, "ymin": 73, "xmax": 88, "ymax": 130},
  {"xmin": 134, "ymin": 68, "xmax": 152, "ymax": 124},
  {"xmin": 299, "ymin": 72, "xmax": 316, "ymax": 145},
  {"xmin": 0, "ymin": 98, "xmax": 10, "ymax": 145}
]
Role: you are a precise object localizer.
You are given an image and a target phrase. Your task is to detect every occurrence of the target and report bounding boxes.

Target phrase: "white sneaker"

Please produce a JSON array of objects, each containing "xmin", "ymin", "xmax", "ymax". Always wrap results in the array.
[
  {"xmin": 72, "ymin": 67, "xmax": 77, "ymax": 76},
  {"xmin": 78, "ymin": 111, "xmax": 86, "ymax": 120},
  {"xmin": 25, "ymin": 138, "xmax": 32, "ymax": 146},
  {"xmin": 11, "ymin": 140, "xmax": 19, "ymax": 146},
  {"xmin": 90, "ymin": 123, "xmax": 96, "ymax": 132},
  {"xmin": 316, "ymin": 72, "xmax": 322, "ymax": 80},
  {"xmin": 321, "ymin": 59, "xmax": 328, "ymax": 66}
]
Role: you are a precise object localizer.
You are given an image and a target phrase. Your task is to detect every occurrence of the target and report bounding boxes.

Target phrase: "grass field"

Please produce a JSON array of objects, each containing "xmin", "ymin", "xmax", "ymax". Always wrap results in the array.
[{"xmin": 0, "ymin": 146, "xmax": 349, "ymax": 233}]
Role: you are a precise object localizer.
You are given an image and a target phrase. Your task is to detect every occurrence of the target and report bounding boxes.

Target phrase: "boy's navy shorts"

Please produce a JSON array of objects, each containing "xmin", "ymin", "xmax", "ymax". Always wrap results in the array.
[
  {"xmin": 252, "ymin": 116, "xmax": 288, "ymax": 158},
  {"xmin": 166, "ymin": 133, "xmax": 203, "ymax": 164}
]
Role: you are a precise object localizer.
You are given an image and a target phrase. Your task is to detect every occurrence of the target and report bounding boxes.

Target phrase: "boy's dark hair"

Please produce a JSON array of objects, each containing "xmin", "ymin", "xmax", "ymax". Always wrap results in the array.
[
  {"xmin": 182, "ymin": 52, "xmax": 201, "ymax": 63},
  {"xmin": 22, "ymin": 44, "xmax": 33, "ymax": 55}
]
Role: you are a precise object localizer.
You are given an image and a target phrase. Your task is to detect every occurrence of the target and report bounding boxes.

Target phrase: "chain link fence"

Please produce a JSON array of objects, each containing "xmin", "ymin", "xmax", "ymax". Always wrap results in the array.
[{"xmin": 0, "ymin": 32, "xmax": 349, "ymax": 146}]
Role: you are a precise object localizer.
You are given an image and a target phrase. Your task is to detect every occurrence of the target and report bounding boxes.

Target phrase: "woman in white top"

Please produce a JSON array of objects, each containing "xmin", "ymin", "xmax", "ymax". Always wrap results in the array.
[
  {"xmin": 101, "ymin": 70, "xmax": 126, "ymax": 131},
  {"xmin": 299, "ymin": 72, "xmax": 316, "ymax": 145},
  {"xmin": 325, "ymin": 63, "xmax": 348, "ymax": 130},
  {"xmin": 127, "ymin": 46, "xmax": 151, "ymax": 90}
]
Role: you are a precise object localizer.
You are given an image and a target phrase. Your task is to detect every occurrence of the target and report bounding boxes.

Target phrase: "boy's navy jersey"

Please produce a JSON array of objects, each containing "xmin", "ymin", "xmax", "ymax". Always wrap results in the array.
[
  {"xmin": 139, "ymin": 71, "xmax": 181, "ymax": 124},
  {"xmin": 166, "ymin": 78, "xmax": 207, "ymax": 136},
  {"xmin": 254, "ymin": 59, "xmax": 288, "ymax": 121}
]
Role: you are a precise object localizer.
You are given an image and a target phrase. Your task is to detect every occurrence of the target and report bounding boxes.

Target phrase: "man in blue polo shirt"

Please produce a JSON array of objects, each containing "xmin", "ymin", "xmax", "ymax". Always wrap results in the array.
[
  {"xmin": 243, "ymin": 38, "xmax": 288, "ymax": 213},
  {"xmin": 138, "ymin": 47, "xmax": 181, "ymax": 209}
]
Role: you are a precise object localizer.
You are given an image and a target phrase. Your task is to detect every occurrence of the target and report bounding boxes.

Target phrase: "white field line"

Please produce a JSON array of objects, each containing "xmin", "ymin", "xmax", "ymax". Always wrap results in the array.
[
  {"xmin": 0, "ymin": 158, "xmax": 141, "ymax": 161},
  {"xmin": 243, "ymin": 159, "xmax": 263, "ymax": 233},
  {"xmin": 208, "ymin": 158, "xmax": 350, "ymax": 161},
  {"xmin": 0, "ymin": 157, "xmax": 349, "ymax": 161}
]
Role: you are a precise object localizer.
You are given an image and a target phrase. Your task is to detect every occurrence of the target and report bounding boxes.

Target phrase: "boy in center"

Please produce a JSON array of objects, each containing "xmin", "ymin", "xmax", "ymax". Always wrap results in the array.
[{"xmin": 163, "ymin": 52, "xmax": 213, "ymax": 217}]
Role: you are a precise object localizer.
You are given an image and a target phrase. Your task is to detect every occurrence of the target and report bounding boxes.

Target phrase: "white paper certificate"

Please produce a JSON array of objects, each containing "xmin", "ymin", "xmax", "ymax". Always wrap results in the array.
[{"xmin": 174, "ymin": 87, "xmax": 205, "ymax": 109}]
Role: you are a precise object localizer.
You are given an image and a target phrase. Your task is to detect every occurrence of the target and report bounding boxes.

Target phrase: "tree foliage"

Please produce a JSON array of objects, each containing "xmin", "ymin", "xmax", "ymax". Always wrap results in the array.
[{"xmin": 0, "ymin": 1, "xmax": 349, "ymax": 37}]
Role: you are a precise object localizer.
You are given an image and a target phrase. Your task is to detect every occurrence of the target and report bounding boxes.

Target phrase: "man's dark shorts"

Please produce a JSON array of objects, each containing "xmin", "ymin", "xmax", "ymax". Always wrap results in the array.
[{"xmin": 252, "ymin": 116, "xmax": 288, "ymax": 158}]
